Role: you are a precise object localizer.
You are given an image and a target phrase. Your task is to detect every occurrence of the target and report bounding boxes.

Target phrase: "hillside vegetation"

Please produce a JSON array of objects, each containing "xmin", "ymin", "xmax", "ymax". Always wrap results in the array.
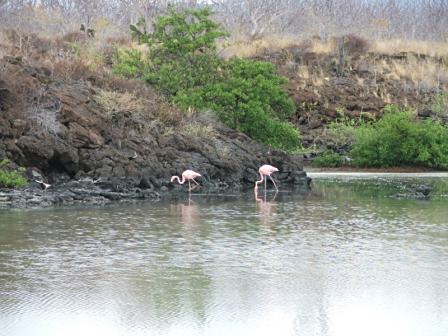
[
  {"xmin": 113, "ymin": 8, "xmax": 299, "ymax": 151},
  {"xmin": 1, "ymin": 3, "xmax": 448, "ymax": 174}
]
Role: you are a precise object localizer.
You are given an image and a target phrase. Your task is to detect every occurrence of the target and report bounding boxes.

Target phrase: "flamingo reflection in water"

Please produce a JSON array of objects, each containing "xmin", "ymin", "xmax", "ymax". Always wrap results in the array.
[
  {"xmin": 170, "ymin": 195, "xmax": 199, "ymax": 228},
  {"xmin": 255, "ymin": 188, "xmax": 278, "ymax": 227}
]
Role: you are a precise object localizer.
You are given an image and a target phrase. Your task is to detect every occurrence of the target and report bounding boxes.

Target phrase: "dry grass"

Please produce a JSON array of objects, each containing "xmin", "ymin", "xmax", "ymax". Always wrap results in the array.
[
  {"xmin": 221, "ymin": 35, "xmax": 365, "ymax": 58},
  {"xmin": 95, "ymin": 87, "xmax": 183, "ymax": 126},
  {"xmin": 162, "ymin": 116, "xmax": 219, "ymax": 140},
  {"xmin": 181, "ymin": 122, "xmax": 218, "ymax": 139},
  {"xmin": 296, "ymin": 65, "xmax": 310, "ymax": 80},
  {"xmin": 372, "ymin": 39, "xmax": 448, "ymax": 57},
  {"xmin": 377, "ymin": 55, "xmax": 448, "ymax": 90},
  {"xmin": 94, "ymin": 90, "xmax": 146, "ymax": 118},
  {"xmin": 296, "ymin": 66, "xmax": 327, "ymax": 87},
  {"xmin": 309, "ymin": 39, "xmax": 333, "ymax": 54},
  {"xmin": 50, "ymin": 58, "xmax": 94, "ymax": 81},
  {"xmin": 219, "ymin": 36, "xmax": 299, "ymax": 58},
  {"xmin": 153, "ymin": 100, "xmax": 183, "ymax": 126},
  {"xmin": 0, "ymin": 28, "xmax": 131, "ymax": 77},
  {"xmin": 223, "ymin": 36, "xmax": 448, "ymax": 61}
]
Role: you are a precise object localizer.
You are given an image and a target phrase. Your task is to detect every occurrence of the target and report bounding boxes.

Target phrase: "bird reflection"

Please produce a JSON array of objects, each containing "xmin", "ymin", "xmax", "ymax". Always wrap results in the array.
[
  {"xmin": 255, "ymin": 189, "xmax": 278, "ymax": 226},
  {"xmin": 170, "ymin": 195, "xmax": 199, "ymax": 228}
]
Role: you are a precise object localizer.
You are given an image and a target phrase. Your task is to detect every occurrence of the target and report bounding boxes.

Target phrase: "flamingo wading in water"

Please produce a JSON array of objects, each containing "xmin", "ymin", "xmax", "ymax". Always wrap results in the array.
[
  {"xmin": 170, "ymin": 170, "xmax": 202, "ymax": 192},
  {"xmin": 255, "ymin": 164, "xmax": 279, "ymax": 192}
]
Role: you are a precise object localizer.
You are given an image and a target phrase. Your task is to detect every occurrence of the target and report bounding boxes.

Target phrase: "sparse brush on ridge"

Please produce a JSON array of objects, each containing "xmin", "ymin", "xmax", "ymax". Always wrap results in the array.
[
  {"xmin": 432, "ymin": 93, "xmax": 448, "ymax": 118},
  {"xmin": 94, "ymin": 90, "xmax": 146, "ymax": 118}
]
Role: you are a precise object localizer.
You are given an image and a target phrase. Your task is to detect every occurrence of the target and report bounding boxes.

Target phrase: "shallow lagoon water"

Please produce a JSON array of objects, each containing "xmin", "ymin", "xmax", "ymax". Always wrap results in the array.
[{"xmin": 1, "ymin": 174, "xmax": 448, "ymax": 336}]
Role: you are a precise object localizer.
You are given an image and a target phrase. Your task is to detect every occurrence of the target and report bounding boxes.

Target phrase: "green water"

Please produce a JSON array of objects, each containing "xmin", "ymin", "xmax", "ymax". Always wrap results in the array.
[{"xmin": 1, "ymin": 175, "xmax": 447, "ymax": 336}]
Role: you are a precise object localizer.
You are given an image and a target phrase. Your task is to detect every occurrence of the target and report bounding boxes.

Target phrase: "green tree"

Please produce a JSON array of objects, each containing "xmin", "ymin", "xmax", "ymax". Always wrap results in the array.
[
  {"xmin": 114, "ymin": 7, "xmax": 300, "ymax": 151},
  {"xmin": 175, "ymin": 59, "xmax": 298, "ymax": 150},
  {"xmin": 145, "ymin": 7, "xmax": 227, "ymax": 96}
]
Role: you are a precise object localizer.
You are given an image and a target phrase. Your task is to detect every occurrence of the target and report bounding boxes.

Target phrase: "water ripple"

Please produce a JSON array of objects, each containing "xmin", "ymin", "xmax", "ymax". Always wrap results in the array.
[{"xmin": 1, "ymin": 178, "xmax": 448, "ymax": 335}]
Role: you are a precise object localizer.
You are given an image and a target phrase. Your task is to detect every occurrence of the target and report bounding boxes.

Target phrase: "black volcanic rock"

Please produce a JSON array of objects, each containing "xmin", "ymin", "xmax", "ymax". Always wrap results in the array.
[{"xmin": 0, "ymin": 56, "xmax": 310, "ymax": 207}]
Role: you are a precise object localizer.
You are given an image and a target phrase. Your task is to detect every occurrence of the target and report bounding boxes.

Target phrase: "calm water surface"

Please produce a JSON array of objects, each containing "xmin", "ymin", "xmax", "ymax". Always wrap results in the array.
[{"xmin": 1, "ymin": 174, "xmax": 448, "ymax": 336}]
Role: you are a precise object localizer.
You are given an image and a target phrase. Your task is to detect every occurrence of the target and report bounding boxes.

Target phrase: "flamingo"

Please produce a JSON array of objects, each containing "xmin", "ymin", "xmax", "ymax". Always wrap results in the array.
[
  {"xmin": 254, "ymin": 164, "xmax": 279, "ymax": 192},
  {"xmin": 170, "ymin": 169, "xmax": 202, "ymax": 192},
  {"xmin": 35, "ymin": 180, "xmax": 51, "ymax": 190}
]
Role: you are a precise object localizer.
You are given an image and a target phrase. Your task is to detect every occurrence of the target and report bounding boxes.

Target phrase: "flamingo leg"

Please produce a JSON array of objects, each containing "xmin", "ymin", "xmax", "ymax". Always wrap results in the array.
[
  {"xmin": 188, "ymin": 179, "xmax": 191, "ymax": 192},
  {"xmin": 264, "ymin": 176, "xmax": 267, "ymax": 194},
  {"xmin": 269, "ymin": 175, "xmax": 278, "ymax": 191},
  {"xmin": 192, "ymin": 178, "xmax": 200, "ymax": 185}
]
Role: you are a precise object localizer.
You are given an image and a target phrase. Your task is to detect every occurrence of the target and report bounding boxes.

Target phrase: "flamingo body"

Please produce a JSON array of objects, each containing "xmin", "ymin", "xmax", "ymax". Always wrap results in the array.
[
  {"xmin": 170, "ymin": 170, "xmax": 202, "ymax": 192},
  {"xmin": 255, "ymin": 164, "xmax": 279, "ymax": 192}
]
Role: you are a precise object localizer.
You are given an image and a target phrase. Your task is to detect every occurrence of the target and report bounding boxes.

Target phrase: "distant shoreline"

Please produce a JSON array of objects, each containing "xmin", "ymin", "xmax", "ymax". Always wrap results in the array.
[
  {"xmin": 304, "ymin": 166, "xmax": 442, "ymax": 173},
  {"xmin": 305, "ymin": 168, "xmax": 448, "ymax": 178}
]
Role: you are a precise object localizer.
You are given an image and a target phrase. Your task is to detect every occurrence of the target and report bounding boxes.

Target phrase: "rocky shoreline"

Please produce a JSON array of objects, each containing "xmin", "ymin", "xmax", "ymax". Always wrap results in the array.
[
  {"xmin": 0, "ymin": 180, "xmax": 158, "ymax": 209},
  {"xmin": 0, "ymin": 171, "xmax": 310, "ymax": 209},
  {"xmin": 0, "ymin": 56, "xmax": 311, "ymax": 209}
]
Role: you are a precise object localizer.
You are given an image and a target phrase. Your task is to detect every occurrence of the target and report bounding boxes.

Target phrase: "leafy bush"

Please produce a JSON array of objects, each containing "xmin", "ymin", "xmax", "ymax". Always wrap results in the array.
[
  {"xmin": 113, "ymin": 7, "xmax": 299, "ymax": 151},
  {"xmin": 129, "ymin": 17, "xmax": 149, "ymax": 43},
  {"xmin": 0, "ymin": 160, "xmax": 27, "ymax": 188},
  {"xmin": 431, "ymin": 92, "xmax": 448, "ymax": 117},
  {"xmin": 174, "ymin": 58, "xmax": 299, "ymax": 150},
  {"xmin": 327, "ymin": 112, "xmax": 359, "ymax": 148},
  {"xmin": 312, "ymin": 151, "xmax": 344, "ymax": 167},
  {"xmin": 351, "ymin": 105, "xmax": 448, "ymax": 169},
  {"xmin": 112, "ymin": 48, "xmax": 144, "ymax": 78}
]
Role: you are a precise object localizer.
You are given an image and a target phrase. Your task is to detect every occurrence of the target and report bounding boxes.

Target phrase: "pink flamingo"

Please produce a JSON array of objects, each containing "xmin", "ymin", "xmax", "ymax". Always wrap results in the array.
[
  {"xmin": 170, "ymin": 169, "xmax": 202, "ymax": 192},
  {"xmin": 255, "ymin": 164, "xmax": 279, "ymax": 192}
]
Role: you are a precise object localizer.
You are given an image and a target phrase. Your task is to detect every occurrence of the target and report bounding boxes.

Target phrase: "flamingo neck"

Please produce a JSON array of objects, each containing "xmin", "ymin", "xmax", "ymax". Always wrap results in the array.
[
  {"xmin": 254, "ymin": 172, "xmax": 264, "ymax": 189},
  {"xmin": 172, "ymin": 176, "xmax": 186, "ymax": 184}
]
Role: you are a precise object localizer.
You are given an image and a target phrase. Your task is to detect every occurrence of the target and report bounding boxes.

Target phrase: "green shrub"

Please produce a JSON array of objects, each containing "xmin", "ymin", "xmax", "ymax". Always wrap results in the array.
[
  {"xmin": 351, "ymin": 105, "xmax": 448, "ymax": 169},
  {"xmin": 112, "ymin": 48, "xmax": 144, "ymax": 77},
  {"xmin": 312, "ymin": 151, "xmax": 345, "ymax": 167},
  {"xmin": 431, "ymin": 92, "xmax": 448, "ymax": 117},
  {"xmin": 113, "ymin": 7, "xmax": 299, "ymax": 151},
  {"xmin": 328, "ymin": 115, "xmax": 359, "ymax": 147},
  {"xmin": 130, "ymin": 17, "xmax": 149, "ymax": 43},
  {"xmin": 174, "ymin": 58, "xmax": 299, "ymax": 150},
  {"xmin": 0, "ymin": 160, "xmax": 27, "ymax": 188}
]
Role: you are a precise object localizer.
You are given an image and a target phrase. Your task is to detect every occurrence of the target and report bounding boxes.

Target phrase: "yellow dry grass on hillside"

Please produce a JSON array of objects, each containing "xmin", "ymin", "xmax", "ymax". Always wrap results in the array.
[
  {"xmin": 222, "ymin": 35, "xmax": 448, "ymax": 58},
  {"xmin": 219, "ymin": 36, "xmax": 297, "ymax": 58},
  {"xmin": 377, "ymin": 55, "xmax": 448, "ymax": 88},
  {"xmin": 372, "ymin": 39, "xmax": 448, "ymax": 57},
  {"xmin": 220, "ymin": 36, "xmax": 335, "ymax": 58},
  {"xmin": 221, "ymin": 36, "xmax": 448, "ymax": 92},
  {"xmin": 94, "ymin": 90, "xmax": 146, "ymax": 117}
]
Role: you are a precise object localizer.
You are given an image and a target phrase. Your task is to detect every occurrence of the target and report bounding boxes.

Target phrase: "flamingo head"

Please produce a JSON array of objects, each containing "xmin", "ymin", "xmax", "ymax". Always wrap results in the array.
[{"xmin": 170, "ymin": 176, "xmax": 176, "ymax": 182}]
